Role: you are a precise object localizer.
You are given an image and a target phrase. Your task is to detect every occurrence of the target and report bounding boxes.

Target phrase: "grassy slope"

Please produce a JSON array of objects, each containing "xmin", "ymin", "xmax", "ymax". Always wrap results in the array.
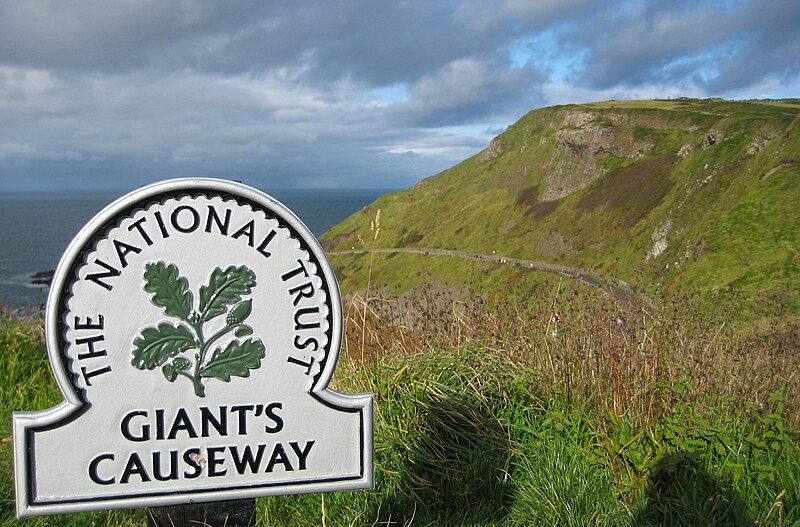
[{"xmin": 323, "ymin": 99, "xmax": 800, "ymax": 323}]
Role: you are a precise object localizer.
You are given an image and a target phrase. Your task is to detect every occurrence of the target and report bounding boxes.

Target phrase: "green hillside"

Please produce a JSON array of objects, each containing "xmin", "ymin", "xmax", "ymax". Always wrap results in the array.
[{"xmin": 323, "ymin": 98, "xmax": 800, "ymax": 323}]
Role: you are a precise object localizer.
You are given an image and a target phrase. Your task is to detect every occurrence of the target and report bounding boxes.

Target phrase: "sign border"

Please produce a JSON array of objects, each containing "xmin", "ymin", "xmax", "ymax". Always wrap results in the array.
[{"xmin": 13, "ymin": 178, "xmax": 373, "ymax": 517}]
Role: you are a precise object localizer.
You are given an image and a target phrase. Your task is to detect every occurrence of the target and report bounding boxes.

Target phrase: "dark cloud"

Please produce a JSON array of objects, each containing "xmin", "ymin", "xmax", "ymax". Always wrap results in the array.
[
  {"xmin": 0, "ymin": 1, "xmax": 216, "ymax": 72},
  {"xmin": 386, "ymin": 57, "xmax": 547, "ymax": 127},
  {"xmin": 0, "ymin": 0, "xmax": 597, "ymax": 82},
  {"xmin": 565, "ymin": 0, "xmax": 800, "ymax": 94},
  {"xmin": 704, "ymin": 0, "xmax": 800, "ymax": 92},
  {"xmin": 162, "ymin": 0, "xmax": 546, "ymax": 86},
  {"xmin": 0, "ymin": 0, "xmax": 797, "ymax": 192}
]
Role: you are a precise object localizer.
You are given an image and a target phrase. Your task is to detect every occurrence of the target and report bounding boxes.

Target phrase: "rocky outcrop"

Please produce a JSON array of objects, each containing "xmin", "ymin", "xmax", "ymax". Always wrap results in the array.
[
  {"xmin": 646, "ymin": 219, "xmax": 672, "ymax": 262},
  {"xmin": 541, "ymin": 110, "xmax": 653, "ymax": 201},
  {"xmin": 702, "ymin": 129, "xmax": 724, "ymax": 148},
  {"xmin": 476, "ymin": 137, "xmax": 504, "ymax": 163},
  {"xmin": 747, "ymin": 128, "xmax": 779, "ymax": 154},
  {"xmin": 31, "ymin": 270, "xmax": 54, "ymax": 286}
]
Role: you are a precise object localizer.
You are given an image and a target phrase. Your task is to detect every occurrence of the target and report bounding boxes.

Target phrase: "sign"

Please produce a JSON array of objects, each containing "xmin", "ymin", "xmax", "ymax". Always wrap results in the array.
[{"xmin": 13, "ymin": 179, "xmax": 373, "ymax": 517}]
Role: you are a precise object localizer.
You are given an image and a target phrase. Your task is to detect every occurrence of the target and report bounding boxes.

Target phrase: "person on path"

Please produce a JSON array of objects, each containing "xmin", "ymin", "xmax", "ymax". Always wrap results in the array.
[{"xmin": 551, "ymin": 310, "xmax": 560, "ymax": 337}]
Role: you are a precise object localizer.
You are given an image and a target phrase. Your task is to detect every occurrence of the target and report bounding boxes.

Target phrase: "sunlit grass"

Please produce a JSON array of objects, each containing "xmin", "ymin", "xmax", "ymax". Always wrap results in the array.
[{"xmin": 1, "ymin": 291, "xmax": 797, "ymax": 526}]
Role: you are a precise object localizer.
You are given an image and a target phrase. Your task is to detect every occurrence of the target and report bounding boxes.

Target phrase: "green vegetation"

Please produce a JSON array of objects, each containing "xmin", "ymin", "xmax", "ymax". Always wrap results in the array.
[
  {"xmin": 0, "ymin": 312, "xmax": 147, "ymax": 526},
  {"xmin": 323, "ymin": 98, "xmax": 800, "ymax": 325},
  {"xmin": 3, "ymin": 287, "xmax": 798, "ymax": 526},
  {"xmin": 274, "ymin": 282, "xmax": 799, "ymax": 527}
]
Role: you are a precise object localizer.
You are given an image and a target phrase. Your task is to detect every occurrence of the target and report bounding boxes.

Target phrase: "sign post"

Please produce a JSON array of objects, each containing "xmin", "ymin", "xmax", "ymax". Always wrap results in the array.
[
  {"xmin": 148, "ymin": 498, "xmax": 256, "ymax": 526},
  {"xmin": 13, "ymin": 179, "xmax": 373, "ymax": 521}
]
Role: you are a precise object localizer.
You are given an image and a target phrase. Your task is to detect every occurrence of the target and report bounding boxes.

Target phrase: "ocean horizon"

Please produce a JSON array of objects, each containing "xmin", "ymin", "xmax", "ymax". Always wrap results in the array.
[{"xmin": 0, "ymin": 187, "xmax": 392, "ymax": 312}]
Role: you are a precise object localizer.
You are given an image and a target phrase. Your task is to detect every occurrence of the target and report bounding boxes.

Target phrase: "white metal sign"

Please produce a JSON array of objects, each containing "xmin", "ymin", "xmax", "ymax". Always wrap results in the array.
[{"xmin": 13, "ymin": 179, "xmax": 373, "ymax": 517}]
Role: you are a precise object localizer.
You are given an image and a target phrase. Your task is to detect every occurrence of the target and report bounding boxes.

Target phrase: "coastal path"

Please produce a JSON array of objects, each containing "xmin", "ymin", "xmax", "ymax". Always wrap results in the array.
[{"xmin": 328, "ymin": 247, "xmax": 657, "ymax": 319}]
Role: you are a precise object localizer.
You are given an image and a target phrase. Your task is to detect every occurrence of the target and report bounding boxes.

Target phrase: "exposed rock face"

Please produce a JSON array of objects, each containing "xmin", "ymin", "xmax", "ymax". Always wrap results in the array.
[
  {"xmin": 560, "ymin": 110, "xmax": 595, "ymax": 127},
  {"xmin": 541, "ymin": 110, "xmax": 652, "ymax": 201},
  {"xmin": 646, "ymin": 219, "xmax": 672, "ymax": 261},
  {"xmin": 542, "ymin": 130, "xmax": 607, "ymax": 201},
  {"xmin": 476, "ymin": 137, "xmax": 504, "ymax": 163},
  {"xmin": 747, "ymin": 129, "xmax": 779, "ymax": 154},
  {"xmin": 702, "ymin": 129, "xmax": 724, "ymax": 148},
  {"xmin": 678, "ymin": 143, "xmax": 694, "ymax": 157},
  {"xmin": 556, "ymin": 124, "xmax": 614, "ymax": 158}
]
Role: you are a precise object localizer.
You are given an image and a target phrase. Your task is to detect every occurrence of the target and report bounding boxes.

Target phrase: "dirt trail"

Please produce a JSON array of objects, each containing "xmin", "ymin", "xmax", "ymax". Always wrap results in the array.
[{"xmin": 329, "ymin": 247, "xmax": 656, "ymax": 319}]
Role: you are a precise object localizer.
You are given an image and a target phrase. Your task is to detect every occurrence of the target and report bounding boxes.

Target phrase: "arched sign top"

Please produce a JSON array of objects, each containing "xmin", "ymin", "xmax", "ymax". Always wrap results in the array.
[{"xmin": 14, "ymin": 178, "xmax": 373, "ymax": 517}]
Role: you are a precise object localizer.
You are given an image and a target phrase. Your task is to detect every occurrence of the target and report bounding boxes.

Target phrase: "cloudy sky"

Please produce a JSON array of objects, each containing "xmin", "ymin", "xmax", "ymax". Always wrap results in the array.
[{"xmin": 1, "ymin": 0, "xmax": 798, "ymax": 192}]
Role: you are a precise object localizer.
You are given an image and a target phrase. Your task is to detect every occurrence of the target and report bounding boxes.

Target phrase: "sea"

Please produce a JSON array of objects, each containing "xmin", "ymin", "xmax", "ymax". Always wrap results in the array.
[{"xmin": 0, "ymin": 188, "xmax": 390, "ymax": 313}]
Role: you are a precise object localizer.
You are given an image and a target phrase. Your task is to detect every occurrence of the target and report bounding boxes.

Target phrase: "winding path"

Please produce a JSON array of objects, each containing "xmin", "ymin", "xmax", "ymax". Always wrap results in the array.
[{"xmin": 329, "ymin": 247, "xmax": 656, "ymax": 318}]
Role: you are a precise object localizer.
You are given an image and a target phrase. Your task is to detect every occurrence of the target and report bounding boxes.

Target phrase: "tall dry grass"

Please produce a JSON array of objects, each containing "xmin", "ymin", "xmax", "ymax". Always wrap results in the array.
[{"xmin": 341, "ymin": 283, "xmax": 799, "ymax": 426}]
